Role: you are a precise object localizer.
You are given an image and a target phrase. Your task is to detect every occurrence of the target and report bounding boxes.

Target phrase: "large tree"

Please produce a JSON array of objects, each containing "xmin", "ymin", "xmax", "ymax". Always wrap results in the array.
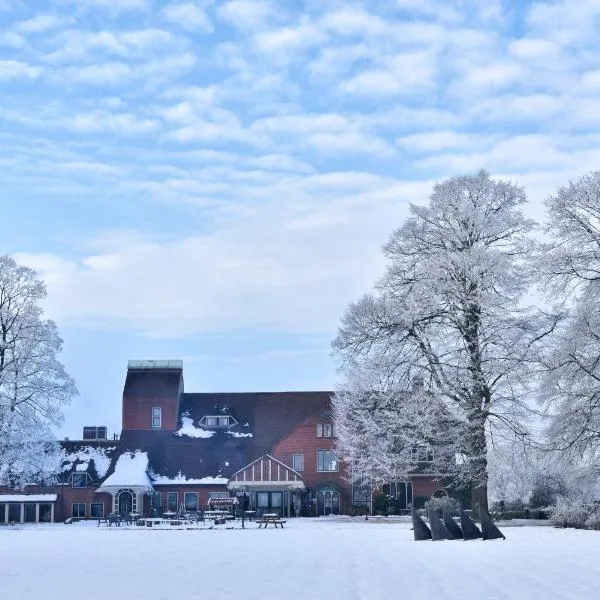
[
  {"xmin": 0, "ymin": 255, "xmax": 77, "ymax": 488},
  {"xmin": 540, "ymin": 172, "xmax": 600, "ymax": 467},
  {"xmin": 333, "ymin": 171, "xmax": 554, "ymax": 509}
]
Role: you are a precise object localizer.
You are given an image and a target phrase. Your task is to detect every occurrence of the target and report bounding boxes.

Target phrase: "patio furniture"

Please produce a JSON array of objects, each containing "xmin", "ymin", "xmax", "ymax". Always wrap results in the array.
[{"xmin": 257, "ymin": 513, "xmax": 286, "ymax": 529}]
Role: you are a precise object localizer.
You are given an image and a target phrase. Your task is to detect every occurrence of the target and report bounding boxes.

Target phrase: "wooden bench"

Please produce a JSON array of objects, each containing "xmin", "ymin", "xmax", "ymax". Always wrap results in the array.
[{"xmin": 257, "ymin": 518, "xmax": 287, "ymax": 529}]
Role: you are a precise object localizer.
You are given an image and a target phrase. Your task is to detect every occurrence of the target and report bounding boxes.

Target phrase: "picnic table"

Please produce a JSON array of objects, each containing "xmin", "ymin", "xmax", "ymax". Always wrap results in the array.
[
  {"xmin": 257, "ymin": 513, "xmax": 286, "ymax": 529},
  {"xmin": 98, "ymin": 513, "xmax": 122, "ymax": 527}
]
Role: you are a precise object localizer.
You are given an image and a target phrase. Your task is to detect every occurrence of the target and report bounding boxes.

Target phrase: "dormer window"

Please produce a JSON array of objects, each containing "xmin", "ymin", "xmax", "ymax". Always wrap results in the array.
[
  {"xmin": 410, "ymin": 446, "xmax": 434, "ymax": 462},
  {"xmin": 316, "ymin": 423, "xmax": 334, "ymax": 438},
  {"xmin": 201, "ymin": 415, "xmax": 237, "ymax": 428}
]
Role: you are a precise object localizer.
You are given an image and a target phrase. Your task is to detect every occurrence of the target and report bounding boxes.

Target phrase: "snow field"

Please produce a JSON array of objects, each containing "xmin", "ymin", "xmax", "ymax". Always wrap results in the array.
[{"xmin": 1, "ymin": 518, "xmax": 599, "ymax": 600}]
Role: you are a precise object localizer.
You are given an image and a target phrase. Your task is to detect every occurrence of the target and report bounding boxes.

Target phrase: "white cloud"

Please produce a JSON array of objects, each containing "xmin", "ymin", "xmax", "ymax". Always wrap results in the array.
[
  {"xmin": 14, "ymin": 14, "xmax": 70, "ymax": 33},
  {"xmin": 342, "ymin": 51, "xmax": 436, "ymax": 97},
  {"xmin": 0, "ymin": 31, "xmax": 26, "ymax": 48},
  {"xmin": 64, "ymin": 62, "xmax": 132, "ymax": 85},
  {"xmin": 0, "ymin": 60, "xmax": 42, "ymax": 79},
  {"xmin": 163, "ymin": 2, "xmax": 213, "ymax": 32},
  {"xmin": 69, "ymin": 110, "xmax": 159, "ymax": 134},
  {"xmin": 217, "ymin": 0, "xmax": 275, "ymax": 30},
  {"xmin": 61, "ymin": 0, "xmax": 147, "ymax": 12}
]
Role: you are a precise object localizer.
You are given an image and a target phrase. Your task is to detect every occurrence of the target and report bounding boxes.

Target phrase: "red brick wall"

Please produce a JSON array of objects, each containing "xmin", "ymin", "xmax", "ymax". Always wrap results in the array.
[
  {"xmin": 272, "ymin": 416, "xmax": 352, "ymax": 512},
  {"xmin": 122, "ymin": 396, "xmax": 179, "ymax": 431},
  {"xmin": 411, "ymin": 477, "xmax": 449, "ymax": 500}
]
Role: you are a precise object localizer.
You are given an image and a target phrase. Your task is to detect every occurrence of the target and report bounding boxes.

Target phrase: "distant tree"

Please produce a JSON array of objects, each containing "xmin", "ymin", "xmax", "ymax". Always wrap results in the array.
[
  {"xmin": 333, "ymin": 171, "xmax": 556, "ymax": 510},
  {"xmin": 0, "ymin": 255, "xmax": 77, "ymax": 488},
  {"xmin": 537, "ymin": 173, "xmax": 600, "ymax": 473}
]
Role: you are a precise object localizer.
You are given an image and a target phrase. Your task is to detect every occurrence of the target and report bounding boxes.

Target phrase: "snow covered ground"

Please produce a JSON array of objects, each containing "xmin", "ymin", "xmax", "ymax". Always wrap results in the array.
[{"xmin": 1, "ymin": 517, "xmax": 599, "ymax": 600}]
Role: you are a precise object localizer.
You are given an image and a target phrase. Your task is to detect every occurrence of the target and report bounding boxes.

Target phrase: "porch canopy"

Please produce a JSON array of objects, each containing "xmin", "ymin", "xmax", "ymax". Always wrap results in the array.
[{"xmin": 227, "ymin": 454, "xmax": 306, "ymax": 492}]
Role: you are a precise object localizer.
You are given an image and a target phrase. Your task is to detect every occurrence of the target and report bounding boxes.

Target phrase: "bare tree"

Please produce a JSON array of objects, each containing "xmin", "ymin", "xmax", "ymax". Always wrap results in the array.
[
  {"xmin": 333, "ymin": 171, "xmax": 555, "ymax": 509},
  {"xmin": 0, "ymin": 255, "xmax": 77, "ymax": 488},
  {"xmin": 540, "ymin": 172, "xmax": 600, "ymax": 467}
]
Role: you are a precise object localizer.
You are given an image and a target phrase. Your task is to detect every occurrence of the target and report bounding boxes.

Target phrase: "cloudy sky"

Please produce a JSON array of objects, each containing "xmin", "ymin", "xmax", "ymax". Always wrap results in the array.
[{"xmin": 1, "ymin": 0, "xmax": 599, "ymax": 438}]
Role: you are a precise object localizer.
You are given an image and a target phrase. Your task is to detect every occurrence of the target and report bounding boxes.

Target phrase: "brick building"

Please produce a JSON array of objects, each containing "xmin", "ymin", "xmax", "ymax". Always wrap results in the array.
[{"xmin": 0, "ymin": 360, "xmax": 448, "ymax": 523}]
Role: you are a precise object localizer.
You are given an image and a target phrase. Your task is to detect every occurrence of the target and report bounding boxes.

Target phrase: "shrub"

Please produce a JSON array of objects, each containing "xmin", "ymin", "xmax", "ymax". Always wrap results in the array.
[
  {"xmin": 424, "ymin": 496, "xmax": 460, "ymax": 518},
  {"xmin": 585, "ymin": 510, "xmax": 600, "ymax": 530},
  {"xmin": 550, "ymin": 500, "xmax": 591, "ymax": 529}
]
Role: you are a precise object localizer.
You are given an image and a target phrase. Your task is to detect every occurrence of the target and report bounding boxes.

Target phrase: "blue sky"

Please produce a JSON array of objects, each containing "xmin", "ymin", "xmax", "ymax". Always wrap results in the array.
[{"xmin": 2, "ymin": 0, "xmax": 600, "ymax": 438}]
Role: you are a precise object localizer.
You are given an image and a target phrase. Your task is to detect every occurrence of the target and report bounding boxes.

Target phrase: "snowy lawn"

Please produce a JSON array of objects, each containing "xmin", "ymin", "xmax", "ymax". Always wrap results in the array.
[{"xmin": 1, "ymin": 517, "xmax": 599, "ymax": 600}]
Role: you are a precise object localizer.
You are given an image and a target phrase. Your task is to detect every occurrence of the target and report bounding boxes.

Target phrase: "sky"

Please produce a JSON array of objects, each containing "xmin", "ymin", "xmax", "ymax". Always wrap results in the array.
[{"xmin": 2, "ymin": 0, "xmax": 600, "ymax": 438}]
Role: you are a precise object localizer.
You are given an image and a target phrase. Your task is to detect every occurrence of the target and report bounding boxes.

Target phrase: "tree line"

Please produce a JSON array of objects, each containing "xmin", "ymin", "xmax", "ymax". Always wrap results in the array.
[{"xmin": 332, "ymin": 170, "xmax": 600, "ymax": 510}]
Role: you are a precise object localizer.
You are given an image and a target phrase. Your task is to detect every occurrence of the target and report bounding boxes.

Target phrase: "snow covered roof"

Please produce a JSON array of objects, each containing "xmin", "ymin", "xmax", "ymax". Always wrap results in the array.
[
  {"xmin": 98, "ymin": 451, "xmax": 153, "ymax": 491},
  {"xmin": 175, "ymin": 417, "xmax": 215, "ymax": 439},
  {"xmin": 151, "ymin": 470, "xmax": 228, "ymax": 486},
  {"xmin": 60, "ymin": 444, "xmax": 116, "ymax": 479},
  {"xmin": 0, "ymin": 494, "xmax": 57, "ymax": 502}
]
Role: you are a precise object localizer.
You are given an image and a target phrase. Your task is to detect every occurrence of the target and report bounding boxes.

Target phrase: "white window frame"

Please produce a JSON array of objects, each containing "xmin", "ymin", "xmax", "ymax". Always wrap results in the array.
[
  {"xmin": 201, "ymin": 415, "xmax": 238, "ymax": 428},
  {"xmin": 410, "ymin": 445, "xmax": 435, "ymax": 463},
  {"xmin": 316, "ymin": 423, "xmax": 323, "ymax": 437},
  {"xmin": 71, "ymin": 473, "xmax": 88, "ymax": 488},
  {"xmin": 292, "ymin": 453, "xmax": 304, "ymax": 472},
  {"xmin": 317, "ymin": 449, "xmax": 338, "ymax": 472},
  {"xmin": 184, "ymin": 492, "xmax": 198, "ymax": 512},
  {"xmin": 323, "ymin": 423, "xmax": 333, "ymax": 438},
  {"xmin": 152, "ymin": 407, "xmax": 162, "ymax": 429},
  {"xmin": 167, "ymin": 492, "xmax": 178, "ymax": 512}
]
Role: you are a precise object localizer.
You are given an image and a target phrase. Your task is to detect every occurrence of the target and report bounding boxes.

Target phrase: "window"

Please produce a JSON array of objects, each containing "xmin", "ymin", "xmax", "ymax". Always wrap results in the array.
[
  {"xmin": 292, "ymin": 454, "xmax": 304, "ymax": 472},
  {"xmin": 72, "ymin": 503, "xmax": 86, "ymax": 518},
  {"xmin": 317, "ymin": 423, "xmax": 334, "ymax": 438},
  {"xmin": 152, "ymin": 407, "xmax": 162, "ymax": 428},
  {"xmin": 317, "ymin": 450, "xmax": 338, "ymax": 472},
  {"xmin": 90, "ymin": 503, "xmax": 104, "ymax": 518},
  {"xmin": 24, "ymin": 503, "xmax": 36, "ymax": 523},
  {"xmin": 83, "ymin": 426, "xmax": 107, "ymax": 440},
  {"xmin": 167, "ymin": 492, "xmax": 178, "ymax": 512},
  {"xmin": 72, "ymin": 473, "xmax": 87, "ymax": 488},
  {"xmin": 151, "ymin": 493, "xmax": 161, "ymax": 510},
  {"xmin": 184, "ymin": 492, "xmax": 198, "ymax": 511},
  {"xmin": 257, "ymin": 492, "xmax": 269, "ymax": 508},
  {"xmin": 410, "ymin": 446, "xmax": 434, "ymax": 462},
  {"xmin": 202, "ymin": 415, "xmax": 235, "ymax": 428}
]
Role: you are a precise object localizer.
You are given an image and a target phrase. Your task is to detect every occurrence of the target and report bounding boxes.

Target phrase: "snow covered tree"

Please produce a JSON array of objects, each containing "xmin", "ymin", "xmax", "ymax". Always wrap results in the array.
[
  {"xmin": 333, "ymin": 171, "xmax": 555, "ymax": 510},
  {"xmin": 540, "ymin": 172, "xmax": 600, "ymax": 470},
  {"xmin": 0, "ymin": 255, "xmax": 77, "ymax": 488}
]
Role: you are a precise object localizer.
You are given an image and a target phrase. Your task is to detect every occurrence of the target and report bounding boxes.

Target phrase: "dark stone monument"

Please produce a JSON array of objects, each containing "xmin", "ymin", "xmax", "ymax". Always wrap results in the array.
[
  {"xmin": 479, "ymin": 506, "xmax": 506, "ymax": 540},
  {"xmin": 411, "ymin": 508, "xmax": 432, "ymax": 541},
  {"xmin": 460, "ymin": 510, "xmax": 483, "ymax": 540},
  {"xmin": 428, "ymin": 508, "xmax": 451, "ymax": 540},
  {"xmin": 442, "ymin": 507, "xmax": 463, "ymax": 540}
]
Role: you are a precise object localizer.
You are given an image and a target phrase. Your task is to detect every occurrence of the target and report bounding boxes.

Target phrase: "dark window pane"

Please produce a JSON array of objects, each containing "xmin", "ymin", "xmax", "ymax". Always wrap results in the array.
[
  {"xmin": 39, "ymin": 504, "xmax": 52, "ymax": 522},
  {"xmin": 0, "ymin": 504, "xmax": 5, "ymax": 524},
  {"xmin": 8, "ymin": 503, "xmax": 20, "ymax": 522},
  {"xmin": 24, "ymin": 503, "xmax": 36, "ymax": 523},
  {"xmin": 90, "ymin": 503, "xmax": 104, "ymax": 518},
  {"xmin": 184, "ymin": 493, "xmax": 197, "ymax": 511},
  {"xmin": 167, "ymin": 493, "xmax": 178, "ymax": 512},
  {"xmin": 270, "ymin": 493, "xmax": 282, "ymax": 508},
  {"xmin": 257, "ymin": 493, "xmax": 269, "ymax": 508},
  {"xmin": 72, "ymin": 473, "xmax": 87, "ymax": 488}
]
